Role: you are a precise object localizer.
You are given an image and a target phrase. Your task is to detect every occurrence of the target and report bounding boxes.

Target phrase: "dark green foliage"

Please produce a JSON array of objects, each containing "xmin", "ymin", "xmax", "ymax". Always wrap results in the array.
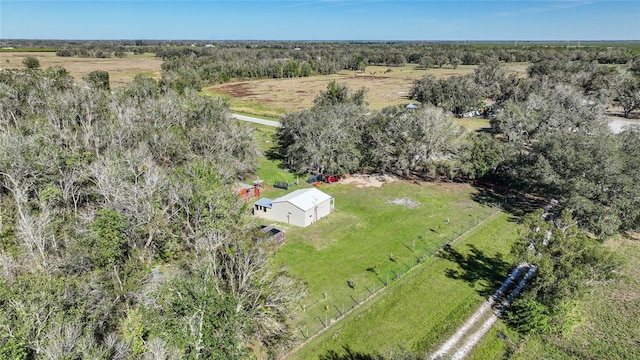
[
  {"xmin": 89, "ymin": 208, "xmax": 128, "ymax": 268},
  {"xmin": 0, "ymin": 337, "xmax": 30, "ymax": 360},
  {"xmin": 455, "ymin": 132, "xmax": 506, "ymax": 179},
  {"xmin": 509, "ymin": 210, "xmax": 621, "ymax": 332},
  {"xmin": 277, "ymin": 103, "xmax": 366, "ymax": 174},
  {"xmin": 630, "ymin": 57, "xmax": 640, "ymax": 78},
  {"xmin": 613, "ymin": 76, "xmax": 640, "ymax": 117},
  {"xmin": 144, "ymin": 272, "xmax": 250, "ymax": 359},
  {"xmin": 409, "ymin": 74, "xmax": 483, "ymax": 115},
  {"xmin": 488, "ymin": 83, "xmax": 640, "ymax": 236},
  {"xmin": 277, "ymin": 98, "xmax": 461, "ymax": 177},
  {"xmin": 22, "ymin": 56, "xmax": 40, "ymax": 70},
  {"xmin": 505, "ymin": 297, "xmax": 550, "ymax": 334},
  {"xmin": 83, "ymin": 70, "xmax": 110, "ymax": 90},
  {"xmin": 43, "ymin": 65, "xmax": 74, "ymax": 90},
  {"xmin": 314, "ymin": 80, "xmax": 368, "ymax": 107}
]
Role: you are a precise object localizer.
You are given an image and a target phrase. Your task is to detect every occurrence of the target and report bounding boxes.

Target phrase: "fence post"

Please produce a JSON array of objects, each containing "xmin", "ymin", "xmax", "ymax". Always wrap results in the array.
[
  {"xmin": 365, "ymin": 285, "xmax": 373, "ymax": 295},
  {"xmin": 318, "ymin": 316, "xmax": 326, "ymax": 328},
  {"xmin": 350, "ymin": 294, "xmax": 358, "ymax": 305}
]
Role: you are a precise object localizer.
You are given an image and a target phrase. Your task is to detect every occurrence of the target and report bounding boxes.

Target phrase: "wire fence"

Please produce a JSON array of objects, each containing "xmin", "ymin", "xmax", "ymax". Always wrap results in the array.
[{"xmin": 294, "ymin": 204, "xmax": 500, "ymax": 343}]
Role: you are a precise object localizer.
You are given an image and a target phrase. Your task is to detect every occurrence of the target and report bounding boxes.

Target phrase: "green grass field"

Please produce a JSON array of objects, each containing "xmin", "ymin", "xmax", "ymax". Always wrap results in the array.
[
  {"xmin": 271, "ymin": 181, "xmax": 502, "ymax": 352},
  {"xmin": 287, "ymin": 211, "xmax": 520, "ymax": 359}
]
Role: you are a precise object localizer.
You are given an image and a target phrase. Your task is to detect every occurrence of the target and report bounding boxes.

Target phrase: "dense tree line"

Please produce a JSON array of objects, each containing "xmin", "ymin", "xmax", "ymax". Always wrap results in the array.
[
  {"xmin": 0, "ymin": 68, "xmax": 303, "ymax": 358},
  {"xmin": 276, "ymin": 83, "xmax": 468, "ymax": 178},
  {"xmin": 151, "ymin": 41, "xmax": 639, "ymax": 91}
]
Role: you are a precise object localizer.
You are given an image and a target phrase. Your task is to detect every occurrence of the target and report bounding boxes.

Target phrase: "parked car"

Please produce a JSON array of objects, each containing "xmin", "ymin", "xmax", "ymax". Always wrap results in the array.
[{"xmin": 324, "ymin": 175, "xmax": 341, "ymax": 183}]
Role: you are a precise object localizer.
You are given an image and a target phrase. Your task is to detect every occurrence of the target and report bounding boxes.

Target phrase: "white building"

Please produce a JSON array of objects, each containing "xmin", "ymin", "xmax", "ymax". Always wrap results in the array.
[{"xmin": 253, "ymin": 188, "xmax": 334, "ymax": 227}]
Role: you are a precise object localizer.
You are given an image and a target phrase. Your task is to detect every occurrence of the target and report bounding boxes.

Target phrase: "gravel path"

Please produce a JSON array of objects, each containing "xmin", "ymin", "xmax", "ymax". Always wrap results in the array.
[
  {"xmin": 429, "ymin": 263, "xmax": 535, "ymax": 360},
  {"xmin": 232, "ymin": 113, "xmax": 280, "ymax": 127}
]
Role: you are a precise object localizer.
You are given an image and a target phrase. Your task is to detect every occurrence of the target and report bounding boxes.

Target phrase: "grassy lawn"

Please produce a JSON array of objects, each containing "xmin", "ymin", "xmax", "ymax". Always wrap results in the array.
[
  {"xmin": 273, "ymin": 181, "xmax": 501, "ymax": 350},
  {"xmin": 455, "ymin": 117, "xmax": 491, "ymax": 132},
  {"xmin": 287, "ymin": 211, "xmax": 520, "ymax": 359},
  {"xmin": 244, "ymin": 123, "xmax": 298, "ymax": 186},
  {"xmin": 243, "ymin": 122, "xmax": 510, "ymax": 355}
]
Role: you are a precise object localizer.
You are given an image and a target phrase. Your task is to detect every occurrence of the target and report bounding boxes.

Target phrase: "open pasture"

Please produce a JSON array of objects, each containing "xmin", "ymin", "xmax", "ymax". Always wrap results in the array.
[
  {"xmin": 204, "ymin": 64, "xmax": 476, "ymax": 117},
  {"xmin": 205, "ymin": 63, "xmax": 529, "ymax": 117},
  {"xmin": 0, "ymin": 51, "xmax": 163, "ymax": 88}
]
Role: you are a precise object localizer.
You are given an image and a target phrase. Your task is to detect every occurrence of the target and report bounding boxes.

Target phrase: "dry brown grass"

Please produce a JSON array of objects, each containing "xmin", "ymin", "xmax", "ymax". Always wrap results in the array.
[
  {"xmin": 204, "ymin": 65, "xmax": 479, "ymax": 117},
  {"xmin": 205, "ymin": 63, "xmax": 529, "ymax": 117},
  {"xmin": 0, "ymin": 52, "xmax": 163, "ymax": 88}
]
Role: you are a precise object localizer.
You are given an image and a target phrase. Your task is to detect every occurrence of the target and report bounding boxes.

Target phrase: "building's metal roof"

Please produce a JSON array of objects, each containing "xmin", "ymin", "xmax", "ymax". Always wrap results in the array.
[
  {"xmin": 254, "ymin": 198, "xmax": 273, "ymax": 209},
  {"xmin": 273, "ymin": 188, "xmax": 332, "ymax": 211}
]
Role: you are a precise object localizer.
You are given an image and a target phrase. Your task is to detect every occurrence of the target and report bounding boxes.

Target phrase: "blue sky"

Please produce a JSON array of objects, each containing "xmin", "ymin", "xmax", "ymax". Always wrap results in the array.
[{"xmin": 1, "ymin": 1, "xmax": 638, "ymax": 40}]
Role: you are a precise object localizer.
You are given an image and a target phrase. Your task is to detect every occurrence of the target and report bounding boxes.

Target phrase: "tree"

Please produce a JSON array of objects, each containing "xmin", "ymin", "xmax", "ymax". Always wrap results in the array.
[
  {"xmin": 88, "ymin": 208, "xmax": 128, "ymax": 269},
  {"xmin": 509, "ymin": 209, "xmax": 620, "ymax": 332},
  {"xmin": 629, "ymin": 57, "xmax": 640, "ymax": 78},
  {"xmin": 419, "ymin": 55, "xmax": 435, "ymax": 69},
  {"xmin": 410, "ymin": 74, "xmax": 482, "ymax": 115},
  {"xmin": 361, "ymin": 106, "xmax": 463, "ymax": 176},
  {"xmin": 22, "ymin": 56, "xmax": 40, "ymax": 70},
  {"xmin": 455, "ymin": 132, "xmax": 506, "ymax": 179},
  {"xmin": 432, "ymin": 50, "xmax": 448, "ymax": 68},
  {"xmin": 613, "ymin": 76, "xmax": 640, "ymax": 118},
  {"xmin": 277, "ymin": 104, "xmax": 366, "ymax": 174},
  {"xmin": 313, "ymin": 80, "xmax": 368, "ymax": 107},
  {"xmin": 83, "ymin": 70, "xmax": 110, "ymax": 91}
]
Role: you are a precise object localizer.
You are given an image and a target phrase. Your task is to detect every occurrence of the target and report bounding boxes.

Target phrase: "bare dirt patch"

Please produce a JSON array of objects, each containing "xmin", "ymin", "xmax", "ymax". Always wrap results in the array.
[
  {"xmin": 340, "ymin": 174, "xmax": 398, "ymax": 188},
  {"xmin": 386, "ymin": 198, "xmax": 422, "ymax": 209}
]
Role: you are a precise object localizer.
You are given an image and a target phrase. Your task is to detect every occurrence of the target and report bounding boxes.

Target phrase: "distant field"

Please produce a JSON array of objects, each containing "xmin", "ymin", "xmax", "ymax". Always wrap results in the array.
[
  {"xmin": 0, "ymin": 51, "xmax": 162, "ymax": 88},
  {"xmin": 205, "ymin": 63, "xmax": 528, "ymax": 116}
]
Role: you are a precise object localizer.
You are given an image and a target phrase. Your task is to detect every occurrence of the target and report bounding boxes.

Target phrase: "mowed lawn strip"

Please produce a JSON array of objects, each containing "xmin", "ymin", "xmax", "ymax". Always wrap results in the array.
[
  {"xmin": 288, "ymin": 211, "xmax": 519, "ymax": 359},
  {"xmin": 274, "ymin": 181, "xmax": 499, "ymax": 343}
]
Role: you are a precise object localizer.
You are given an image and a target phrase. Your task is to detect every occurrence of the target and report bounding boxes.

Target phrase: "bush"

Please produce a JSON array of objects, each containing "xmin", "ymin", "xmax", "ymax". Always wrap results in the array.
[{"xmin": 22, "ymin": 56, "xmax": 40, "ymax": 70}]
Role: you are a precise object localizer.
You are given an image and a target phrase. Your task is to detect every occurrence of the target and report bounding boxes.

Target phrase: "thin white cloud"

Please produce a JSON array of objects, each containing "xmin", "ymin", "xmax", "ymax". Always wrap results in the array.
[{"xmin": 496, "ymin": 1, "xmax": 593, "ymax": 17}]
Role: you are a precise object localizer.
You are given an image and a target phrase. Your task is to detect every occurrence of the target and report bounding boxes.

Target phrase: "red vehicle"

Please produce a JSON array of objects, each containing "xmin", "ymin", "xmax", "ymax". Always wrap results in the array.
[{"xmin": 323, "ymin": 175, "xmax": 341, "ymax": 183}]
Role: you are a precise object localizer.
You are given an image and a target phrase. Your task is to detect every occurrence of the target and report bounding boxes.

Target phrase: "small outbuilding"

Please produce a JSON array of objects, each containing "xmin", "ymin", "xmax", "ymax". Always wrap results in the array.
[
  {"xmin": 253, "ymin": 188, "xmax": 334, "ymax": 227},
  {"xmin": 237, "ymin": 183, "xmax": 261, "ymax": 201}
]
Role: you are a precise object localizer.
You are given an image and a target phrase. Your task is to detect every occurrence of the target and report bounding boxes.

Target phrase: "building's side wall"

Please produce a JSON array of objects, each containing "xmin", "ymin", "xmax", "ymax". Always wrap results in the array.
[
  {"xmin": 272, "ymin": 202, "xmax": 305, "ymax": 227},
  {"xmin": 267, "ymin": 196, "xmax": 334, "ymax": 227},
  {"xmin": 253, "ymin": 205, "xmax": 274, "ymax": 221},
  {"xmin": 301, "ymin": 198, "xmax": 333, "ymax": 227},
  {"xmin": 316, "ymin": 199, "xmax": 332, "ymax": 221}
]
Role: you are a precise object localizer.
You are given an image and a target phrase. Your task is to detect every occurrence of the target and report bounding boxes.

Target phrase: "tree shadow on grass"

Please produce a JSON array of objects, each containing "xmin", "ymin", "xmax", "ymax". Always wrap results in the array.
[
  {"xmin": 318, "ymin": 345, "xmax": 422, "ymax": 360},
  {"xmin": 319, "ymin": 346, "xmax": 378, "ymax": 360},
  {"xmin": 470, "ymin": 182, "xmax": 548, "ymax": 219},
  {"xmin": 437, "ymin": 243, "xmax": 511, "ymax": 297}
]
